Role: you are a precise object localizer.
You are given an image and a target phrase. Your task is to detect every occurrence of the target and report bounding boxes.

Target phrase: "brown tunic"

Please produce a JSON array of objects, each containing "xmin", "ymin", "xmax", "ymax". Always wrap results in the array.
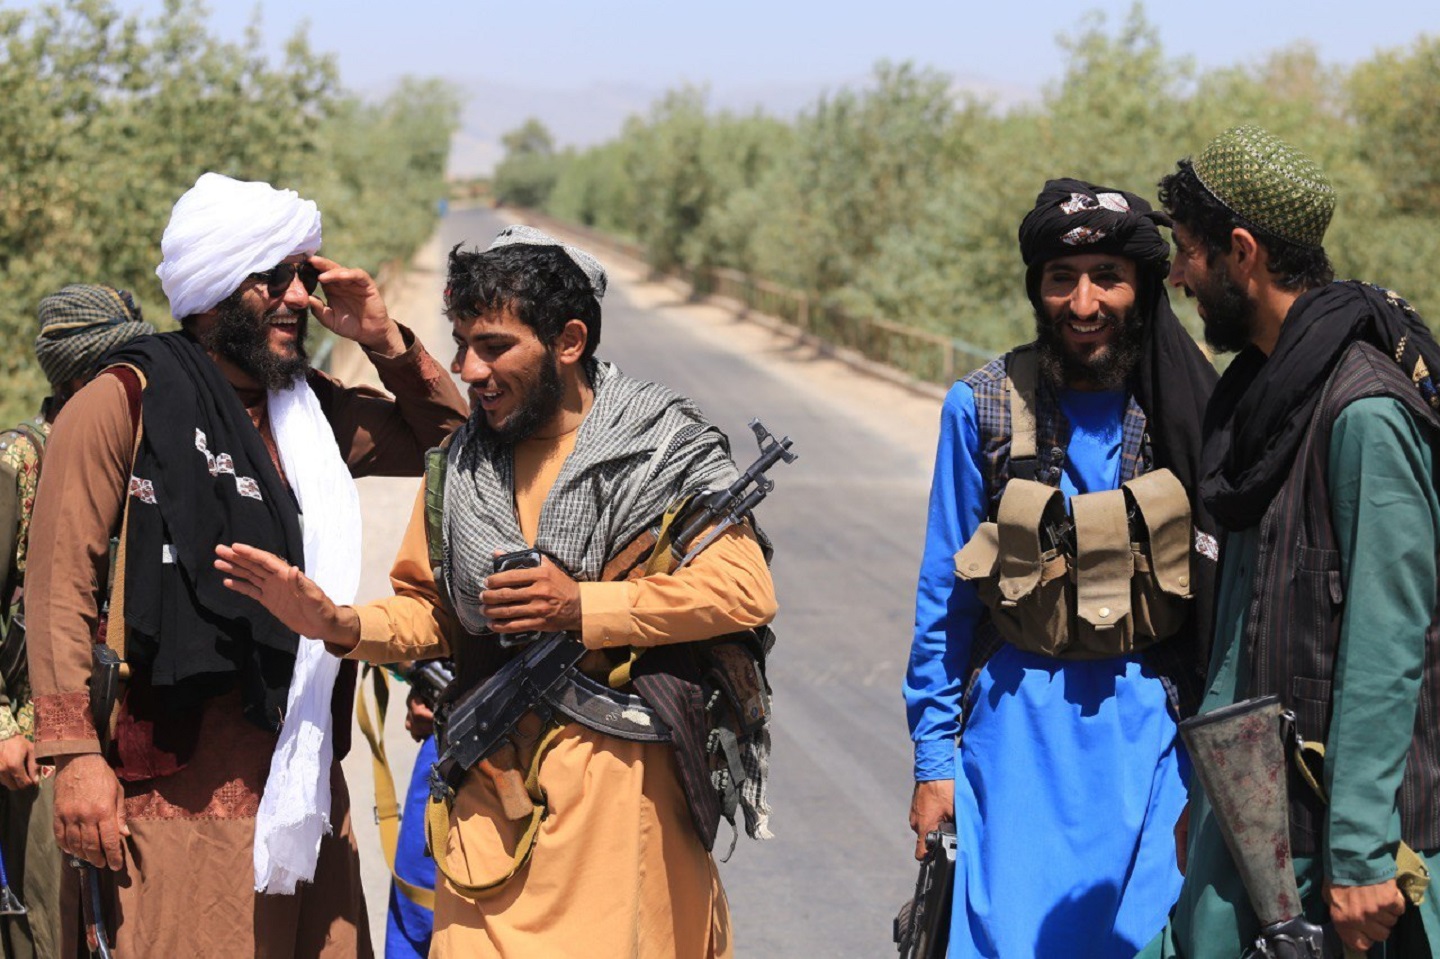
[
  {"xmin": 24, "ymin": 327, "xmax": 466, "ymax": 957},
  {"xmin": 347, "ymin": 427, "xmax": 777, "ymax": 958}
]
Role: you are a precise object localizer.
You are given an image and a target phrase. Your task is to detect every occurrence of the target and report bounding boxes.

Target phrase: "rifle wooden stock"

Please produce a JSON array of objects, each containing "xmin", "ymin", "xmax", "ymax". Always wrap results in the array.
[{"xmin": 479, "ymin": 743, "xmax": 534, "ymax": 821}]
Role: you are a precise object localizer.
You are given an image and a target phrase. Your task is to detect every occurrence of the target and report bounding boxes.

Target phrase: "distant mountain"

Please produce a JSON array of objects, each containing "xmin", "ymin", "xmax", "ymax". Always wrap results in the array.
[{"xmin": 445, "ymin": 72, "xmax": 1033, "ymax": 178}]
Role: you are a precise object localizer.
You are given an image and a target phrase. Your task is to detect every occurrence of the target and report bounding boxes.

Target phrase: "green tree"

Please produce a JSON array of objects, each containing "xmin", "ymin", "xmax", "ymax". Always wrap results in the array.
[
  {"xmin": 0, "ymin": 0, "xmax": 459, "ymax": 424},
  {"xmin": 493, "ymin": 117, "xmax": 563, "ymax": 208}
]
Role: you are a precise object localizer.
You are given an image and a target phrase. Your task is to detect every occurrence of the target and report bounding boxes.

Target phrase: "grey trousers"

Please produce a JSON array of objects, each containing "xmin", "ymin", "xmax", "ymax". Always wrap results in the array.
[{"xmin": 0, "ymin": 774, "xmax": 64, "ymax": 959}]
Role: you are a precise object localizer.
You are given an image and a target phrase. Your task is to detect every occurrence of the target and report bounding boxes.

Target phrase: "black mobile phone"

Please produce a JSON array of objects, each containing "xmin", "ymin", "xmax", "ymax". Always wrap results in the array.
[
  {"xmin": 493, "ymin": 547, "xmax": 542, "ymax": 574},
  {"xmin": 491, "ymin": 548, "xmax": 543, "ymax": 647}
]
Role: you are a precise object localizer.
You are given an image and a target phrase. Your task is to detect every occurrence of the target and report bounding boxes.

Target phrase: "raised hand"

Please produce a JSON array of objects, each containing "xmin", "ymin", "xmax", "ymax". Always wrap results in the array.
[
  {"xmin": 306, "ymin": 254, "xmax": 404, "ymax": 356},
  {"xmin": 215, "ymin": 543, "xmax": 359, "ymax": 650}
]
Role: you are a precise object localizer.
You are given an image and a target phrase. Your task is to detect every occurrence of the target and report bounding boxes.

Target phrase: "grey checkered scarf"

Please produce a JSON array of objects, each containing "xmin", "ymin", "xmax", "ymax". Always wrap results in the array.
[{"xmin": 443, "ymin": 362, "xmax": 737, "ymax": 634}]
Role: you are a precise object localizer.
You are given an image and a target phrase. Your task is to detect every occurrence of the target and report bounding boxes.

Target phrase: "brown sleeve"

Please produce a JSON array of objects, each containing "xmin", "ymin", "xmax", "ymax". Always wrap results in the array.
[
  {"xmin": 578, "ymin": 523, "xmax": 778, "ymax": 650},
  {"xmin": 344, "ymin": 484, "xmax": 458, "ymax": 664},
  {"xmin": 27, "ymin": 375, "xmax": 134, "ymax": 758},
  {"xmin": 313, "ymin": 324, "xmax": 467, "ymax": 478}
]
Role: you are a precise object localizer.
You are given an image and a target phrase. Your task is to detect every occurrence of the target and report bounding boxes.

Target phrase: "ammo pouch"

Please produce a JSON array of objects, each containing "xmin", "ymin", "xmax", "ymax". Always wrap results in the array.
[{"xmin": 954, "ymin": 468, "xmax": 1192, "ymax": 659}]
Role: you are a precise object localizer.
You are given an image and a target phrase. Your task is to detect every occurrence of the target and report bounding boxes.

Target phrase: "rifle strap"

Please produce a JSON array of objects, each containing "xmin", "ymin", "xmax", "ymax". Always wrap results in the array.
[
  {"xmin": 606, "ymin": 495, "xmax": 693, "ymax": 690},
  {"xmin": 423, "ymin": 441, "xmax": 454, "ymax": 613},
  {"xmin": 356, "ymin": 664, "xmax": 436, "ymax": 912},
  {"xmin": 1006, "ymin": 348, "xmax": 1040, "ymax": 475},
  {"xmin": 424, "ymin": 717, "xmax": 565, "ymax": 899},
  {"xmin": 101, "ymin": 365, "xmax": 147, "ymax": 665},
  {"xmin": 1288, "ymin": 734, "xmax": 1430, "ymax": 907}
]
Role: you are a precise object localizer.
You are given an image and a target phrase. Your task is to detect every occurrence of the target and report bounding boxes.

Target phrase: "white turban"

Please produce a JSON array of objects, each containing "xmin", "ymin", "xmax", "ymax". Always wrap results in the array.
[{"xmin": 156, "ymin": 172, "xmax": 323, "ymax": 319}]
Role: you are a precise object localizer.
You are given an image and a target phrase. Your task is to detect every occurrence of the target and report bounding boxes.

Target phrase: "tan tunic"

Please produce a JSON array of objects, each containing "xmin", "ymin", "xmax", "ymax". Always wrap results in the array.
[
  {"xmin": 347, "ymin": 427, "xmax": 777, "ymax": 958},
  {"xmin": 24, "ymin": 328, "xmax": 467, "ymax": 958}
]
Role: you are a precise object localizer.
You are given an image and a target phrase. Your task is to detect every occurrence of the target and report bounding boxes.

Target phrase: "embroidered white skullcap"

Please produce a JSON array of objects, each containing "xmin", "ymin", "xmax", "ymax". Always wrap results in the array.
[
  {"xmin": 156, "ymin": 172, "xmax": 323, "ymax": 319},
  {"xmin": 486, "ymin": 224, "xmax": 607, "ymax": 302}
]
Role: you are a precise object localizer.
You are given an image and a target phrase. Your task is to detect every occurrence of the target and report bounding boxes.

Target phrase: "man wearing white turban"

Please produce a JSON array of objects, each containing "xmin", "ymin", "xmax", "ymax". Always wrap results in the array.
[{"xmin": 24, "ymin": 172, "xmax": 467, "ymax": 957}]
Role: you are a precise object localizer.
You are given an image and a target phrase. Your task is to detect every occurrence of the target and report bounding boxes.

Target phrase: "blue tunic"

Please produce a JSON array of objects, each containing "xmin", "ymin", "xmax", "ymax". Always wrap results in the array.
[
  {"xmin": 904, "ymin": 381, "xmax": 1187, "ymax": 958},
  {"xmin": 385, "ymin": 735, "xmax": 438, "ymax": 959}
]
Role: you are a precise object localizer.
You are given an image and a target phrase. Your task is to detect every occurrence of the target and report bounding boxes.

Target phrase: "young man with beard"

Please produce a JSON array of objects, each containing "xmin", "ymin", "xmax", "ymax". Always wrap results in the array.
[
  {"xmin": 1142, "ymin": 127, "xmax": 1440, "ymax": 958},
  {"xmin": 24, "ymin": 172, "xmax": 466, "ymax": 956},
  {"xmin": 904, "ymin": 179, "xmax": 1217, "ymax": 958},
  {"xmin": 215, "ymin": 226, "xmax": 778, "ymax": 957}
]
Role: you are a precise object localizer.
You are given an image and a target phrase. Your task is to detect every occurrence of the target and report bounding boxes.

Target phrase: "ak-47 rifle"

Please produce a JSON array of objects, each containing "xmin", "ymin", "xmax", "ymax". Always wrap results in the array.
[
  {"xmin": 893, "ymin": 822, "xmax": 956, "ymax": 958},
  {"xmin": 1180, "ymin": 697, "xmax": 1376, "ymax": 959},
  {"xmin": 428, "ymin": 418, "xmax": 796, "ymax": 805},
  {"xmin": 73, "ymin": 644, "xmax": 122, "ymax": 959}
]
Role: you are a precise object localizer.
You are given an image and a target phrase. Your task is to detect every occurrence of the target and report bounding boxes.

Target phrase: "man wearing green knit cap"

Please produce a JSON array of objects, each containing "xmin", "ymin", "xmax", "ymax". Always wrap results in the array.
[{"xmin": 1141, "ymin": 126, "xmax": 1440, "ymax": 957}]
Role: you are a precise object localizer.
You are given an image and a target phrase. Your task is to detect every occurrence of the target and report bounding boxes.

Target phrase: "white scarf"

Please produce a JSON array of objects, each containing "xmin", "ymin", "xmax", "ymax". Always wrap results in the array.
[{"xmin": 253, "ymin": 376, "xmax": 361, "ymax": 894}]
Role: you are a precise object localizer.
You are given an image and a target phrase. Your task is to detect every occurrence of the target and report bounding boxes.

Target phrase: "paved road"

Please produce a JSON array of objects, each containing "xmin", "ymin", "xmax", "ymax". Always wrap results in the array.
[{"xmin": 339, "ymin": 206, "xmax": 945, "ymax": 957}]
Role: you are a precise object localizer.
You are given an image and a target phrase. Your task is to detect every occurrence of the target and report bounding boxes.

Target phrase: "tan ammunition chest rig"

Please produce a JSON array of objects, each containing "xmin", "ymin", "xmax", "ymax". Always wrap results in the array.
[{"xmin": 954, "ymin": 349, "xmax": 1193, "ymax": 659}]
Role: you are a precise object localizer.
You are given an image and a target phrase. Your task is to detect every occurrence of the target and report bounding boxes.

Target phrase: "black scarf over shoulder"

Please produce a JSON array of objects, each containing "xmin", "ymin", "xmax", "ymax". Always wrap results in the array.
[
  {"xmin": 1019, "ymin": 178, "xmax": 1220, "ymax": 713},
  {"xmin": 1202, "ymin": 281, "xmax": 1440, "ymax": 531},
  {"xmin": 105, "ymin": 332, "xmax": 304, "ymax": 727}
]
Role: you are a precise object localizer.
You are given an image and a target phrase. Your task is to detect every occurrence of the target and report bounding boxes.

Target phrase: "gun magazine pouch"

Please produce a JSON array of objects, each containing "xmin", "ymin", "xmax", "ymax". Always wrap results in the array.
[{"xmin": 954, "ymin": 469, "xmax": 1192, "ymax": 659}]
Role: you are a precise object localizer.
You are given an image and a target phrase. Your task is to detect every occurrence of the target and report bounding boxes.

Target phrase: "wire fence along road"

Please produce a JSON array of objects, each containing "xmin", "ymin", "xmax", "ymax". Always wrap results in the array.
[{"xmin": 340, "ymin": 206, "xmax": 940, "ymax": 957}]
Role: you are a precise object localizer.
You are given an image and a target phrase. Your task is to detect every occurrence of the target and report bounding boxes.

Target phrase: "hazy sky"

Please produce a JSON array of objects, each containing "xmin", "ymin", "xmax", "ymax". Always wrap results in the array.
[
  {"xmin": 34, "ymin": 0, "xmax": 1439, "ymax": 96},
  {"xmin": 12, "ymin": 0, "xmax": 1436, "ymax": 174}
]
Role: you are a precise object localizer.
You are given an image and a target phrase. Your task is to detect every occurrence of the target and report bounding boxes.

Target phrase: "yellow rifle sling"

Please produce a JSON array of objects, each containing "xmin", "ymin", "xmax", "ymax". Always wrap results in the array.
[
  {"xmin": 356, "ymin": 664, "xmax": 436, "ymax": 912},
  {"xmin": 606, "ymin": 495, "xmax": 694, "ymax": 689},
  {"xmin": 1291, "ymin": 738, "xmax": 1430, "ymax": 909},
  {"xmin": 424, "ymin": 718, "xmax": 565, "ymax": 900}
]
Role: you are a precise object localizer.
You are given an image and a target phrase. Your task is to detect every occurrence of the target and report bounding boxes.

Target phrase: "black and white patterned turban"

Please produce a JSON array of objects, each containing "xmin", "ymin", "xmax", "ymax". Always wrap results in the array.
[
  {"xmin": 1018, "ymin": 178, "xmax": 1172, "ymax": 271},
  {"xmin": 35, "ymin": 284, "xmax": 155, "ymax": 386}
]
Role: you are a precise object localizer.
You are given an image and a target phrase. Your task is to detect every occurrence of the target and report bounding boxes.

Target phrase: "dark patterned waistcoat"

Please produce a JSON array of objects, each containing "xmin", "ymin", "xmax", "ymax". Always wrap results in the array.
[{"xmin": 1244, "ymin": 341, "xmax": 1440, "ymax": 854}]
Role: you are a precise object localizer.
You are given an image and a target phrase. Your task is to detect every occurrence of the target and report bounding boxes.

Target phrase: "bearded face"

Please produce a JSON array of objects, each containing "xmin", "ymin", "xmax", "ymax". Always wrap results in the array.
[
  {"xmin": 1033, "ymin": 254, "xmax": 1147, "ymax": 391},
  {"xmin": 1185, "ymin": 256, "xmax": 1255, "ymax": 355},
  {"xmin": 203, "ymin": 292, "xmax": 310, "ymax": 391},
  {"xmin": 469, "ymin": 343, "xmax": 565, "ymax": 444}
]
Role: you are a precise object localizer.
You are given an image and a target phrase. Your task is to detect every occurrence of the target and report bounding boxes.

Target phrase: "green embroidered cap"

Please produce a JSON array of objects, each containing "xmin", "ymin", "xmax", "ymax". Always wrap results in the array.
[{"xmin": 1192, "ymin": 125, "xmax": 1336, "ymax": 250}]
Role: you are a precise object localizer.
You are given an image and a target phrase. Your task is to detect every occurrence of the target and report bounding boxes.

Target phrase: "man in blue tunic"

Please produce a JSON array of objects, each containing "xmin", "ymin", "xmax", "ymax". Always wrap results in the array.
[{"xmin": 904, "ymin": 179, "xmax": 1218, "ymax": 958}]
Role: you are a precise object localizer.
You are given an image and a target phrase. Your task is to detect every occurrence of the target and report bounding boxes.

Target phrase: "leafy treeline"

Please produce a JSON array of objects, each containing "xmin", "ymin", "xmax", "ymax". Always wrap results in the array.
[
  {"xmin": 495, "ymin": 7, "xmax": 1440, "ymax": 370},
  {"xmin": 0, "ymin": 0, "xmax": 459, "ymax": 423}
]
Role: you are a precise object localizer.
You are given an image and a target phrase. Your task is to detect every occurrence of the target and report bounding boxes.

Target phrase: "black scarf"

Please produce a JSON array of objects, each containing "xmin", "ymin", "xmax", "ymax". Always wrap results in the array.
[
  {"xmin": 105, "ymin": 331, "xmax": 305, "ymax": 727},
  {"xmin": 1201, "ymin": 281, "xmax": 1440, "ymax": 531},
  {"xmin": 1017, "ymin": 178, "xmax": 1216, "ymax": 498},
  {"xmin": 1019, "ymin": 178, "xmax": 1220, "ymax": 712}
]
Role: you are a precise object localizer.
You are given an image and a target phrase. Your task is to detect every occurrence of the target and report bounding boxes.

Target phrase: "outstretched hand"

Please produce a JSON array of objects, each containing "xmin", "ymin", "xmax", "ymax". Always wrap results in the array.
[
  {"xmin": 215, "ymin": 543, "xmax": 359, "ymax": 650},
  {"xmin": 306, "ymin": 254, "xmax": 404, "ymax": 356}
]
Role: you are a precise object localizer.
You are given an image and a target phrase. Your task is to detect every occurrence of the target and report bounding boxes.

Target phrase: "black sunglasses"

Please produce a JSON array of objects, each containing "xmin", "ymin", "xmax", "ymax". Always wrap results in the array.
[{"xmin": 250, "ymin": 260, "xmax": 321, "ymax": 298}]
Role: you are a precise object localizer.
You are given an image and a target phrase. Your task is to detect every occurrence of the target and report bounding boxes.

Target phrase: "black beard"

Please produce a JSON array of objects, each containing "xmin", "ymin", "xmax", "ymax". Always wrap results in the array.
[
  {"xmin": 1033, "ymin": 304, "xmax": 1145, "ymax": 391},
  {"xmin": 473, "ymin": 348, "xmax": 565, "ymax": 444},
  {"xmin": 205, "ymin": 295, "xmax": 310, "ymax": 391},
  {"xmin": 1198, "ymin": 269, "xmax": 1256, "ymax": 355}
]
